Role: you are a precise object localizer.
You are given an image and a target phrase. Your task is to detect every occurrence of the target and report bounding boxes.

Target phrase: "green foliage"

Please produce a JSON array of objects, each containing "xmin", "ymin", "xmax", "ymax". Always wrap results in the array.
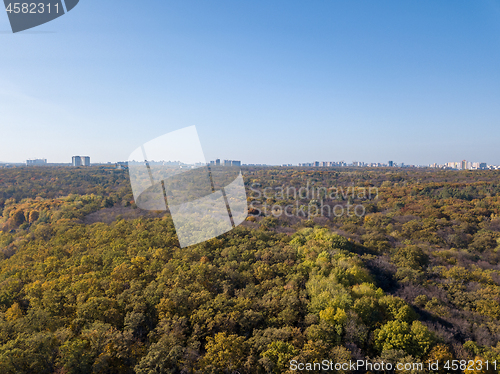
[
  {"xmin": 200, "ymin": 332, "xmax": 247, "ymax": 373},
  {"xmin": 374, "ymin": 320, "xmax": 435, "ymax": 358},
  {"xmin": 261, "ymin": 340, "xmax": 298, "ymax": 374},
  {"xmin": 392, "ymin": 245, "xmax": 429, "ymax": 270},
  {"xmin": 1, "ymin": 166, "xmax": 500, "ymax": 372}
]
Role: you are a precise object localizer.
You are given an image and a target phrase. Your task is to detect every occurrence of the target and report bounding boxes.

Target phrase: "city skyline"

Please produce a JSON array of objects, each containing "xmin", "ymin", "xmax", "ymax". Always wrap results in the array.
[
  {"xmin": 3, "ymin": 155, "xmax": 499, "ymax": 170},
  {"xmin": 4, "ymin": 151, "xmax": 500, "ymax": 167}
]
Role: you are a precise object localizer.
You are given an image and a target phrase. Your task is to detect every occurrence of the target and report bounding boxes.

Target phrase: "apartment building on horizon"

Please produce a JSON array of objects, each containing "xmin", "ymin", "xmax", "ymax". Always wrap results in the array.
[
  {"xmin": 26, "ymin": 159, "xmax": 47, "ymax": 166},
  {"xmin": 72, "ymin": 156, "xmax": 91, "ymax": 167},
  {"xmin": 443, "ymin": 160, "xmax": 487, "ymax": 170},
  {"xmin": 209, "ymin": 159, "xmax": 241, "ymax": 167}
]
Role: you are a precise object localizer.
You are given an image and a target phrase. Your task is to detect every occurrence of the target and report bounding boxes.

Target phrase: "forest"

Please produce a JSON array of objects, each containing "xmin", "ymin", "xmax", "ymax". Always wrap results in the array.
[{"xmin": 1, "ymin": 165, "xmax": 500, "ymax": 373}]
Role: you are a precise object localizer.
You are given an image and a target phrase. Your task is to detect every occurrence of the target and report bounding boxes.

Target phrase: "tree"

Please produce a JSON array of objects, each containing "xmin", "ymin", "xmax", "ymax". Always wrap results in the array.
[
  {"xmin": 199, "ymin": 332, "xmax": 247, "ymax": 373},
  {"xmin": 261, "ymin": 340, "xmax": 298, "ymax": 374},
  {"xmin": 426, "ymin": 344, "xmax": 453, "ymax": 374},
  {"xmin": 374, "ymin": 320, "xmax": 434, "ymax": 358}
]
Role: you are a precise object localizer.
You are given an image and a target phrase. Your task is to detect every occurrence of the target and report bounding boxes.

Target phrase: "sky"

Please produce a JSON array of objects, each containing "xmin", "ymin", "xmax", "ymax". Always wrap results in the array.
[{"xmin": 1, "ymin": 0, "xmax": 500, "ymax": 165}]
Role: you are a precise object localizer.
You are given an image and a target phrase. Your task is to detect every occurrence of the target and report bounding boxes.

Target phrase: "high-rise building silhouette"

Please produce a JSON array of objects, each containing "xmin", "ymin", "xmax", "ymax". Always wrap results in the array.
[
  {"xmin": 72, "ymin": 156, "xmax": 90, "ymax": 167},
  {"xmin": 26, "ymin": 159, "xmax": 47, "ymax": 166}
]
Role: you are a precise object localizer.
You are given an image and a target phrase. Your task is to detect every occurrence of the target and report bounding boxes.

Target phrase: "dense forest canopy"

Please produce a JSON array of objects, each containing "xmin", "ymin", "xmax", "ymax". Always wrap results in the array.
[{"xmin": 1, "ymin": 166, "xmax": 500, "ymax": 373}]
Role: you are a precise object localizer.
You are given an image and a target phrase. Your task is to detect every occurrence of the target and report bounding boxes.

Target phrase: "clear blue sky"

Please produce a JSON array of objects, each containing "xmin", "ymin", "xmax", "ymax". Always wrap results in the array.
[{"xmin": 1, "ymin": 0, "xmax": 500, "ymax": 165}]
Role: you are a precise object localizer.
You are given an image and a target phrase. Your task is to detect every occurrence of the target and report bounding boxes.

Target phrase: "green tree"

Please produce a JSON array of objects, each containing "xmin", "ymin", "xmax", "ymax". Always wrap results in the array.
[
  {"xmin": 261, "ymin": 340, "xmax": 298, "ymax": 374},
  {"xmin": 199, "ymin": 332, "xmax": 247, "ymax": 373}
]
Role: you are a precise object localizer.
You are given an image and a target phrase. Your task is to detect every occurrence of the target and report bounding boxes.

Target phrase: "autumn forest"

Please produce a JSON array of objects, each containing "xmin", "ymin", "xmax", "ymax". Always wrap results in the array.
[{"xmin": 1, "ymin": 166, "xmax": 500, "ymax": 373}]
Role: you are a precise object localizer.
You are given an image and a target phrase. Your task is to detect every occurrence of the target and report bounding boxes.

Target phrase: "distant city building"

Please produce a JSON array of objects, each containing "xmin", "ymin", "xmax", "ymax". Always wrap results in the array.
[
  {"xmin": 72, "ymin": 156, "xmax": 91, "ymax": 167},
  {"xmin": 26, "ymin": 158, "xmax": 47, "ymax": 166},
  {"xmin": 299, "ymin": 161, "xmax": 349, "ymax": 167},
  {"xmin": 209, "ymin": 159, "xmax": 241, "ymax": 167},
  {"xmin": 27, "ymin": 159, "xmax": 45, "ymax": 166},
  {"xmin": 291, "ymin": 159, "xmax": 493, "ymax": 170},
  {"xmin": 471, "ymin": 162, "xmax": 487, "ymax": 170}
]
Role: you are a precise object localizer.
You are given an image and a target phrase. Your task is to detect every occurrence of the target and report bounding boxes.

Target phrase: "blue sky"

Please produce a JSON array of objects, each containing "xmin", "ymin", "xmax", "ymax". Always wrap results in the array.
[{"xmin": 1, "ymin": 0, "xmax": 500, "ymax": 165}]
